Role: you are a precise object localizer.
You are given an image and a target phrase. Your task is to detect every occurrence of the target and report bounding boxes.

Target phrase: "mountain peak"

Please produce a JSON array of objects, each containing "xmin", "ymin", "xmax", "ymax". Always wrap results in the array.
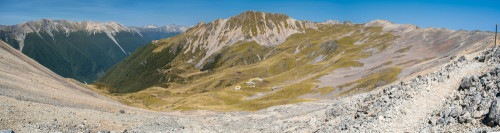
[
  {"xmin": 178, "ymin": 11, "xmax": 312, "ymax": 67},
  {"xmin": 228, "ymin": 11, "xmax": 292, "ymax": 30},
  {"xmin": 321, "ymin": 20, "xmax": 342, "ymax": 25},
  {"xmin": 232, "ymin": 11, "xmax": 290, "ymax": 19},
  {"xmin": 1, "ymin": 19, "xmax": 188, "ymax": 53}
]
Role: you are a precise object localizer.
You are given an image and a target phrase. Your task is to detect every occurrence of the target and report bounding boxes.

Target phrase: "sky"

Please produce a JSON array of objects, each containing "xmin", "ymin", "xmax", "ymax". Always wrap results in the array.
[{"xmin": 0, "ymin": 0, "xmax": 499, "ymax": 31}]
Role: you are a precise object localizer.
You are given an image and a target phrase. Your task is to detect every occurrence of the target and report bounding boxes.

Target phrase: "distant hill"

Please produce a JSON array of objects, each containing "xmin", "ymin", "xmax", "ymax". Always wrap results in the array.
[{"xmin": 0, "ymin": 19, "xmax": 187, "ymax": 82}]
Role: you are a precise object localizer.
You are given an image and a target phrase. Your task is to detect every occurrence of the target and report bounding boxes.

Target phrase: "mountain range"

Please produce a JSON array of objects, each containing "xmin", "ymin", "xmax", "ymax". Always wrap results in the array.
[
  {"xmin": 96, "ymin": 11, "xmax": 492, "ymax": 111},
  {"xmin": 2, "ymin": 11, "xmax": 500, "ymax": 132},
  {"xmin": 0, "ymin": 19, "xmax": 187, "ymax": 82}
]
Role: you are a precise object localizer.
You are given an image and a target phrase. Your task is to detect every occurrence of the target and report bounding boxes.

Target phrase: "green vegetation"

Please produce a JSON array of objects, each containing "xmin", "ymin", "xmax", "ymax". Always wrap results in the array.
[
  {"xmin": 97, "ymin": 43, "xmax": 184, "ymax": 93},
  {"xmin": 338, "ymin": 67, "xmax": 402, "ymax": 95},
  {"xmin": 0, "ymin": 30, "xmax": 180, "ymax": 83},
  {"xmin": 97, "ymin": 14, "xmax": 404, "ymax": 111},
  {"xmin": 416, "ymin": 57, "xmax": 436, "ymax": 63},
  {"xmin": 396, "ymin": 46, "xmax": 412, "ymax": 53},
  {"xmin": 228, "ymin": 11, "xmax": 292, "ymax": 36}
]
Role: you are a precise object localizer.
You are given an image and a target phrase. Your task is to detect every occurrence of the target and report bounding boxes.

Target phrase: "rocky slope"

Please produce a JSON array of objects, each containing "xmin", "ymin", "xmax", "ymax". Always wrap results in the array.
[
  {"xmin": 1, "ymin": 34, "xmax": 499, "ymax": 132},
  {"xmin": 96, "ymin": 11, "xmax": 493, "ymax": 112},
  {"xmin": 0, "ymin": 19, "xmax": 187, "ymax": 82}
]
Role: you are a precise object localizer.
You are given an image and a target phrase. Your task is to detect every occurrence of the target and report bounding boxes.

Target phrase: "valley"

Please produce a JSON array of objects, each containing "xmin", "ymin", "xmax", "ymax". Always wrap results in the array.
[
  {"xmin": 0, "ymin": 19, "xmax": 187, "ymax": 82},
  {"xmin": 0, "ymin": 7, "xmax": 499, "ymax": 132},
  {"xmin": 95, "ymin": 11, "xmax": 492, "ymax": 112}
]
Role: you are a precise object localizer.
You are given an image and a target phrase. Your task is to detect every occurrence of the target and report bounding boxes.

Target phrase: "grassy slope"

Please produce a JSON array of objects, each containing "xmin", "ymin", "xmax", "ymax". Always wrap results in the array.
[
  {"xmin": 0, "ymin": 30, "xmax": 179, "ymax": 83},
  {"xmin": 96, "ymin": 23, "xmax": 405, "ymax": 111}
]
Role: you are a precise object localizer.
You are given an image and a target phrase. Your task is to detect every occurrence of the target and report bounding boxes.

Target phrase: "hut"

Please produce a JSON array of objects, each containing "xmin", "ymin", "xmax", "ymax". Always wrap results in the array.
[
  {"xmin": 245, "ymin": 81, "xmax": 255, "ymax": 85},
  {"xmin": 234, "ymin": 85, "xmax": 241, "ymax": 90},
  {"xmin": 250, "ymin": 78, "xmax": 263, "ymax": 82}
]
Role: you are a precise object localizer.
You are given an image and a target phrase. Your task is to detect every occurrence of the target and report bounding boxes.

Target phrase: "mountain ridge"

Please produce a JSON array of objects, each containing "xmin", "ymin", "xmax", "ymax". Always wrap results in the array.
[
  {"xmin": 96, "ymin": 11, "xmax": 492, "ymax": 111},
  {"xmin": 0, "ymin": 19, "xmax": 188, "ymax": 53},
  {"xmin": 0, "ymin": 19, "xmax": 187, "ymax": 82}
]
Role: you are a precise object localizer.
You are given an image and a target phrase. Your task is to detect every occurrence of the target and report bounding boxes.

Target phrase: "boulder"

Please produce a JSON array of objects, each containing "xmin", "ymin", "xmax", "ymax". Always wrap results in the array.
[
  {"xmin": 458, "ymin": 56, "xmax": 467, "ymax": 62},
  {"xmin": 486, "ymin": 98, "xmax": 500, "ymax": 126},
  {"xmin": 458, "ymin": 111, "xmax": 472, "ymax": 124},
  {"xmin": 476, "ymin": 55, "xmax": 485, "ymax": 62},
  {"xmin": 0, "ymin": 129, "xmax": 13, "ymax": 133},
  {"xmin": 459, "ymin": 76, "xmax": 473, "ymax": 90}
]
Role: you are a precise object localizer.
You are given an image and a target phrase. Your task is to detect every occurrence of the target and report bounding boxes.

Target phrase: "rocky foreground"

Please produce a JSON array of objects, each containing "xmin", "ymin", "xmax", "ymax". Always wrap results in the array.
[
  {"xmin": 319, "ymin": 44, "xmax": 500, "ymax": 132},
  {"xmin": 1, "ymin": 39, "xmax": 500, "ymax": 132}
]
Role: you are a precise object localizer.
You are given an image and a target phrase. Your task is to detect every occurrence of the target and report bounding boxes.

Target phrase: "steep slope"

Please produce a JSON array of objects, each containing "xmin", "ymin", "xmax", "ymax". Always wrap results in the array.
[
  {"xmin": 97, "ymin": 11, "xmax": 492, "ymax": 111},
  {"xmin": 0, "ymin": 19, "xmax": 187, "ymax": 82},
  {"xmin": 0, "ymin": 40, "xmax": 126, "ymax": 111},
  {"xmin": 2, "ymin": 37, "xmax": 499, "ymax": 133},
  {"xmin": 99, "ymin": 11, "xmax": 315, "ymax": 92}
]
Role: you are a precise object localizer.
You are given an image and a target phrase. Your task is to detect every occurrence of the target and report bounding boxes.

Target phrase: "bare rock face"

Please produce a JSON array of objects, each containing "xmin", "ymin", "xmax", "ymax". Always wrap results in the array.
[
  {"xmin": 0, "ymin": 19, "xmax": 187, "ymax": 82},
  {"xmin": 487, "ymin": 98, "xmax": 500, "ymax": 126},
  {"xmin": 0, "ymin": 19, "xmax": 187, "ymax": 53},
  {"xmin": 183, "ymin": 11, "xmax": 315, "ymax": 67}
]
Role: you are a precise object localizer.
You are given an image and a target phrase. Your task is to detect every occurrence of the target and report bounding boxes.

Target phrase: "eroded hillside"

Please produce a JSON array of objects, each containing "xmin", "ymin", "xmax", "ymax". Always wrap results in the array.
[
  {"xmin": 0, "ymin": 19, "xmax": 187, "ymax": 82},
  {"xmin": 96, "ymin": 11, "xmax": 492, "ymax": 111}
]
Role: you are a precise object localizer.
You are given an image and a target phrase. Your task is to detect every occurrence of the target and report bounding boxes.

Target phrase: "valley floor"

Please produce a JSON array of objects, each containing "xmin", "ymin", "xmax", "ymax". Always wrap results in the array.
[{"xmin": 2, "ymin": 40, "xmax": 500, "ymax": 132}]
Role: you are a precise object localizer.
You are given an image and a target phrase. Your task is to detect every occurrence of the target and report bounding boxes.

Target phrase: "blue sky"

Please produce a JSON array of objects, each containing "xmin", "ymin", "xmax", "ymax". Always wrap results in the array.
[{"xmin": 1, "ymin": 0, "xmax": 499, "ymax": 31}]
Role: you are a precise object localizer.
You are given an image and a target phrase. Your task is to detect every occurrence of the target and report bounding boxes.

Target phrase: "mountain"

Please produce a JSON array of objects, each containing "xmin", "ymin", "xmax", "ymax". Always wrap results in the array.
[
  {"xmin": 96, "ymin": 11, "xmax": 492, "ymax": 111},
  {"xmin": 3, "ymin": 25, "xmax": 500, "ymax": 132},
  {"xmin": 0, "ymin": 19, "xmax": 187, "ymax": 82},
  {"xmin": 131, "ymin": 24, "xmax": 188, "ymax": 42},
  {"xmin": 2, "ymin": 11, "xmax": 500, "ymax": 133}
]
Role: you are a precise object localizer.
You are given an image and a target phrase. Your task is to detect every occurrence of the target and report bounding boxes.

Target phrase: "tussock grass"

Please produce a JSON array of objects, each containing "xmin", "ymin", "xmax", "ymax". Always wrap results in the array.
[
  {"xmin": 338, "ymin": 67, "xmax": 402, "ymax": 95},
  {"xmin": 96, "ymin": 23, "xmax": 403, "ymax": 112}
]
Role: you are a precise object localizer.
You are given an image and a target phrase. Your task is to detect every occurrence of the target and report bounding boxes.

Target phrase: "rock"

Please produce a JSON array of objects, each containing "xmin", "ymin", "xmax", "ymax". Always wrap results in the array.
[
  {"xmin": 443, "ymin": 109, "xmax": 451, "ymax": 118},
  {"xmin": 438, "ymin": 77, "xmax": 445, "ymax": 83},
  {"xmin": 458, "ymin": 56, "xmax": 467, "ymax": 62},
  {"xmin": 420, "ymin": 126, "xmax": 432, "ymax": 133},
  {"xmin": 429, "ymin": 117, "xmax": 437, "ymax": 126},
  {"xmin": 414, "ymin": 78, "xmax": 420, "ymax": 83},
  {"xmin": 477, "ymin": 55, "xmax": 485, "ymax": 62},
  {"xmin": 486, "ymin": 98, "xmax": 500, "ymax": 126},
  {"xmin": 77, "ymin": 123, "xmax": 85, "ymax": 129},
  {"xmin": 119, "ymin": 110, "xmax": 125, "ymax": 114},
  {"xmin": 459, "ymin": 111, "xmax": 472, "ymax": 124},
  {"xmin": 98, "ymin": 130, "xmax": 110, "ymax": 133},
  {"xmin": 449, "ymin": 108, "xmax": 459, "ymax": 118},
  {"xmin": 445, "ymin": 116, "xmax": 456, "ymax": 124},
  {"xmin": 472, "ymin": 111, "xmax": 484, "ymax": 118},
  {"xmin": 459, "ymin": 76, "xmax": 473, "ymax": 90},
  {"xmin": 437, "ymin": 118, "xmax": 446, "ymax": 124},
  {"xmin": 0, "ymin": 129, "xmax": 13, "ymax": 133},
  {"xmin": 450, "ymin": 55, "xmax": 457, "ymax": 60}
]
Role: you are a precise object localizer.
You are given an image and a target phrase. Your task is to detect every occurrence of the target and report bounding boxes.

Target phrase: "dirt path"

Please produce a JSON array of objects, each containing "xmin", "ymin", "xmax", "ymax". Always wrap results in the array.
[{"xmin": 379, "ymin": 61, "xmax": 491, "ymax": 132}]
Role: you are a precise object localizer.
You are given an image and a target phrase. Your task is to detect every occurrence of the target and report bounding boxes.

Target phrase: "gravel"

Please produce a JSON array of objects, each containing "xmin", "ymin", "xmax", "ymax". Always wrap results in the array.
[{"xmin": 1, "ymin": 38, "xmax": 500, "ymax": 132}]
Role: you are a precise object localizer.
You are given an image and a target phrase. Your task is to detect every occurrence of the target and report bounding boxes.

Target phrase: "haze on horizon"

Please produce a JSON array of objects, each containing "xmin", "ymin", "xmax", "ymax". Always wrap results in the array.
[{"xmin": 0, "ymin": 0, "xmax": 499, "ymax": 31}]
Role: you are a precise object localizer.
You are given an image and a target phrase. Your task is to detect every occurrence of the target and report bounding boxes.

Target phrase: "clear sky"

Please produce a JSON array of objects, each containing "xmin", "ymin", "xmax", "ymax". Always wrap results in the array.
[{"xmin": 1, "ymin": 0, "xmax": 499, "ymax": 31}]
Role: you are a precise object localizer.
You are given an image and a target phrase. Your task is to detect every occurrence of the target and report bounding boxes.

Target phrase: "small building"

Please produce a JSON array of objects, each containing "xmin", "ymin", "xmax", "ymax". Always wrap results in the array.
[
  {"xmin": 234, "ymin": 85, "xmax": 241, "ymax": 90},
  {"xmin": 250, "ymin": 78, "xmax": 263, "ymax": 82},
  {"xmin": 245, "ymin": 81, "xmax": 255, "ymax": 85}
]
